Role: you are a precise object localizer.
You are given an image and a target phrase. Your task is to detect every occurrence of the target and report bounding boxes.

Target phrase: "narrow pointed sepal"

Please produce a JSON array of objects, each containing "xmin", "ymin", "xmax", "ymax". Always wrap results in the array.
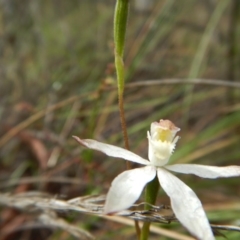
[
  {"xmin": 73, "ymin": 136, "xmax": 150, "ymax": 165},
  {"xmin": 157, "ymin": 168, "xmax": 215, "ymax": 240},
  {"xmin": 166, "ymin": 164, "xmax": 240, "ymax": 179},
  {"xmin": 104, "ymin": 166, "xmax": 156, "ymax": 214}
]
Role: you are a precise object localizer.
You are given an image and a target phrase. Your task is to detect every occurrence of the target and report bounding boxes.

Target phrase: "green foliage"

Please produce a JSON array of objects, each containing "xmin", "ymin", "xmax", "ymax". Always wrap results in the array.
[{"xmin": 0, "ymin": 0, "xmax": 240, "ymax": 239}]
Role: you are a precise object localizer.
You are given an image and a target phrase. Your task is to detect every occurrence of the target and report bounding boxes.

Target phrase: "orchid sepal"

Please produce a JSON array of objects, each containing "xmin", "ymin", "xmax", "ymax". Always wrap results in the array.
[
  {"xmin": 73, "ymin": 136, "xmax": 150, "ymax": 166},
  {"xmin": 104, "ymin": 166, "xmax": 156, "ymax": 214},
  {"xmin": 165, "ymin": 164, "xmax": 240, "ymax": 179}
]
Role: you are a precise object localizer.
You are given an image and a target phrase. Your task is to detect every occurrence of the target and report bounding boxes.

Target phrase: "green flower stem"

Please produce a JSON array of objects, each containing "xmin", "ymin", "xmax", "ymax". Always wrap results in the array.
[
  {"xmin": 114, "ymin": 0, "xmax": 129, "ymax": 95},
  {"xmin": 114, "ymin": 0, "xmax": 141, "ymax": 237},
  {"xmin": 115, "ymin": 53, "xmax": 129, "ymax": 156},
  {"xmin": 140, "ymin": 176, "xmax": 160, "ymax": 240},
  {"xmin": 113, "ymin": 0, "xmax": 130, "ymax": 160},
  {"xmin": 115, "ymin": 54, "xmax": 125, "ymax": 95},
  {"xmin": 114, "ymin": 0, "xmax": 129, "ymax": 58}
]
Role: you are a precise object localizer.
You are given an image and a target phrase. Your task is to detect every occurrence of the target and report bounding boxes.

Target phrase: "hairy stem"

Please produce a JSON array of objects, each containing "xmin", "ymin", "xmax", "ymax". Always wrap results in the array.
[
  {"xmin": 114, "ymin": 0, "xmax": 140, "ymax": 237},
  {"xmin": 114, "ymin": 0, "xmax": 129, "ymax": 154}
]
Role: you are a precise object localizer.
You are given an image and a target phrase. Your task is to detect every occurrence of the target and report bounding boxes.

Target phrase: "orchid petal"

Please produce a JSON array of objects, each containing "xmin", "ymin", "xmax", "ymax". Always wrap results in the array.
[
  {"xmin": 104, "ymin": 166, "xmax": 156, "ymax": 214},
  {"xmin": 73, "ymin": 136, "xmax": 150, "ymax": 165},
  {"xmin": 157, "ymin": 168, "xmax": 214, "ymax": 240},
  {"xmin": 166, "ymin": 164, "xmax": 240, "ymax": 179}
]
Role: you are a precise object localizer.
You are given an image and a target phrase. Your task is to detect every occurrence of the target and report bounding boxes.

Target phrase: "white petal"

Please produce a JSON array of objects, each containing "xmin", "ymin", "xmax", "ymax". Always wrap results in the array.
[
  {"xmin": 104, "ymin": 166, "xmax": 156, "ymax": 214},
  {"xmin": 157, "ymin": 168, "xmax": 215, "ymax": 240},
  {"xmin": 165, "ymin": 164, "xmax": 240, "ymax": 179},
  {"xmin": 73, "ymin": 136, "xmax": 150, "ymax": 165}
]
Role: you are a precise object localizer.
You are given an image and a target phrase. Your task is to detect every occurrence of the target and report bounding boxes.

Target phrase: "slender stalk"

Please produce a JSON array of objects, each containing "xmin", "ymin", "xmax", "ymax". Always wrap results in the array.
[
  {"xmin": 114, "ymin": 0, "xmax": 129, "ymax": 58},
  {"xmin": 140, "ymin": 176, "xmax": 160, "ymax": 240},
  {"xmin": 113, "ymin": 0, "xmax": 141, "ymax": 237},
  {"xmin": 114, "ymin": 0, "xmax": 130, "ymax": 161},
  {"xmin": 118, "ymin": 93, "xmax": 131, "ymax": 168},
  {"xmin": 115, "ymin": 53, "xmax": 130, "ymax": 158}
]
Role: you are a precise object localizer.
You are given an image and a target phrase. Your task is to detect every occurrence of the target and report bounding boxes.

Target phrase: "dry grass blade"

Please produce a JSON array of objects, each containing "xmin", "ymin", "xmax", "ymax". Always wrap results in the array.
[
  {"xmin": 102, "ymin": 215, "xmax": 195, "ymax": 240},
  {"xmin": 0, "ymin": 192, "xmax": 239, "ymax": 236},
  {"xmin": 38, "ymin": 211, "xmax": 94, "ymax": 240},
  {"xmin": 0, "ymin": 93, "xmax": 90, "ymax": 149},
  {"xmin": 0, "ymin": 177, "xmax": 83, "ymax": 190},
  {"xmin": 211, "ymin": 224, "xmax": 240, "ymax": 232},
  {"xmin": 125, "ymin": 78, "xmax": 240, "ymax": 88},
  {"xmin": 0, "ymin": 192, "xmax": 175, "ymax": 223},
  {"xmin": 1, "ymin": 211, "xmax": 94, "ymax": 240}
]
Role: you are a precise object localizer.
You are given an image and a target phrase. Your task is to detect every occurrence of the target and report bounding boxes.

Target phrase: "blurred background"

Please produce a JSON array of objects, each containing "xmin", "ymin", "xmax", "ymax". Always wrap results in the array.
[{"xmin": 0, "ymin": 0, "xmax": 240, "ymax": 239}]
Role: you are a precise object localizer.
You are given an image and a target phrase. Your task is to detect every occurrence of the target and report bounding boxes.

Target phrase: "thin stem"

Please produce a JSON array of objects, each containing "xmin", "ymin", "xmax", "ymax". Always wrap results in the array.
[
  {"xmin": 140, "ymin": 176, "xmax": 160, "ymax": 240},
  {"xmin": 114, "ymin": 0, "xmax": 130, "ymax": 162},
  {"xmin": 118, "ymin": 93, "xmax": 131, "ymax": 168},
  {"xmin": 114, "ymin": 0, "xmax": 129, "ymax": 58},
  {"xmin": 114, "ymin": 0, "xmax": 140, "ymax": 237},
  {"xmin": 114, "ymin": 54, "xmax": 129, "ymax": 160}
]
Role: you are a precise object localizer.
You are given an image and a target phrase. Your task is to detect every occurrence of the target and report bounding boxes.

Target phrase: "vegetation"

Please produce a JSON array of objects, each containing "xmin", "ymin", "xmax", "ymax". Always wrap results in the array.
[{"xmin": 0, "ymin": 0, "xmax": 240, "ymax": 239}]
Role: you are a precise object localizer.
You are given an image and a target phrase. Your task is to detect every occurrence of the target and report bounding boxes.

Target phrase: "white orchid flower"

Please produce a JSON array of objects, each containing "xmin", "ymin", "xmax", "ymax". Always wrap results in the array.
[{"xmin": 73, "ymin": 119, "xmax": 240, "ymax": 240}]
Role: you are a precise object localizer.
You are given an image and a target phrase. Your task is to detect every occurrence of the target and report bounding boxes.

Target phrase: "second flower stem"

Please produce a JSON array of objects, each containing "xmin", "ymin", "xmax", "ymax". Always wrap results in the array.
[{"xmin": 140, "ymin": 176, "xmax": 160, "ymax": 240}]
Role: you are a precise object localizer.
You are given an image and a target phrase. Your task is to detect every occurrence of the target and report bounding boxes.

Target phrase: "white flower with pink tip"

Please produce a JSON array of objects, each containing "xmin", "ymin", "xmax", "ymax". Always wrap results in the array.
[{"xmin": 73, "ymin": 119, "xmax": 240, "ymax": 240}]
